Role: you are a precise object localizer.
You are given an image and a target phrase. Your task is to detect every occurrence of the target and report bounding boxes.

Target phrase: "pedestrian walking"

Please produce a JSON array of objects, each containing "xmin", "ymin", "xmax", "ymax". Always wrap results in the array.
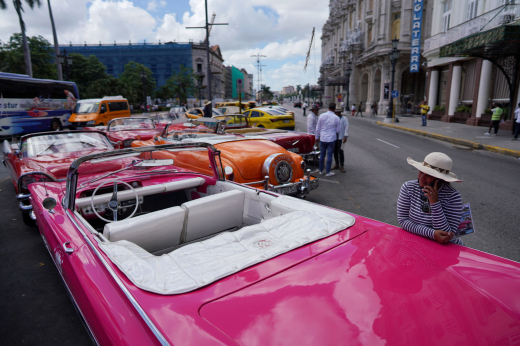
[
  {"xmin": 351, "ymin": 103, "xmax": 356, "ymax": 117},
  {"xmin": 397, "ymin": 152, "xmax": 464, "ymax": 245},
  {"xmin": 356, "ymin": 102, "xmax": 363, "ymax": 117},
  {"xmin": 331, "ymin": 107, "xmax": 349, "ymax": 173},
  {"xmin": 512, "ymin": 103, "xmax": 520, "ymax": 140},
  {"xmin": 307, "ymin": 104, "xmax": 319, "ymax": 135},
  {"xmin": 130, "ymin": 104, "xmax": 134, "ymax": 114},
  {"xmin": 370, "ymin": 103, "xmax": 376, "ymax": 117},
  {"xmin": 203, "ymin": 100, "xmax": 212, "ymax": 118},
  {"xmin": 315, "ymin": 103, "xmax": 341, "ymax": 176},
  {"xmin": 485, "ymin": 103, "xmax": 503, "ymax": 136},
  {"xmin": 419, "ymin": 100, "xmax": 430, "ymax": 126},
  {"xmin": 303, "ymin": 101, "xmax": 308, "ymax": 116},
  {"xmin": 407, "ymin": 100, "xmax": 412, "ymax": 115}
]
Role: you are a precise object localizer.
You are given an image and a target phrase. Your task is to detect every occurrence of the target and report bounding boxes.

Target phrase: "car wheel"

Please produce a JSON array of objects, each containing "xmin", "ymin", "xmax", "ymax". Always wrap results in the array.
[
  {"xmin": 50, "ymin": 119, "xmax": 62, "ymax": 131},
  {"xmin": 22, "ymin": 212, "xmax": 36, "ymax": 227},
  {"xmin": 258, "ymin": 125, "xmax": 265, "ymax": 128}
]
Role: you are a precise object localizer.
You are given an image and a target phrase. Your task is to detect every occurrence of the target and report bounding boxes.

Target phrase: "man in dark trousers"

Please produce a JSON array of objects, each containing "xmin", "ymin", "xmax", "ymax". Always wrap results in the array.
[
  {"xmin": 203, "ymin": 100, "xmax": 212, "ymax": 118},
  {"xmin": 356, "ymin": 102, "xmax": 364, "ymax": 117}
]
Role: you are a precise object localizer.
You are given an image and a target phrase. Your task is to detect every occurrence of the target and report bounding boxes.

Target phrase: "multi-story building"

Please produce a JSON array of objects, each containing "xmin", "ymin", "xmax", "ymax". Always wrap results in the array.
[
  {"xmin": 58, "ymin": 41, "xmax": 225, "ymax": 101},
  {"xmin": 423, "ymin": 0, "xmax": 520, "ymax": 128},
  {"xmin": 320, "ymin": 0, "xmax": 434, "ymax": 114},
  {"xmin": 221, "ymin": 66, "xmax": 252, "ymax": 100},
  {"xmin": 282, "ymin": 86, "xmax": 296, "ymax": 95}
]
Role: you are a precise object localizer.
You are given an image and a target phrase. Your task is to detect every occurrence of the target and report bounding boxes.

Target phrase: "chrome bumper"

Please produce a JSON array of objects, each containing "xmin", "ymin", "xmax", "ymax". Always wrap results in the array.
[
  {"xmin": 267, "ymin": 169, "xmax": 319, "ymax": 196},
  {"xmin": 17, "ymin": 193, "xmax": 32, "ymax": 213},
  {"xmin": 300, "ymin": 150, "xmax": 320, "ymax": 161}
]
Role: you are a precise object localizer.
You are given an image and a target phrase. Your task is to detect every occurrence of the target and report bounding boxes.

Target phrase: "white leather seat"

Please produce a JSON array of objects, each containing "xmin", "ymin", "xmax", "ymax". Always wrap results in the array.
[
  {"xmin": 103, "ymin": 206, "xmax": 185, "ymax": 254},
  {"xmin": 181, "ymin": 190, "xmax": 245, "ymax": 243}
]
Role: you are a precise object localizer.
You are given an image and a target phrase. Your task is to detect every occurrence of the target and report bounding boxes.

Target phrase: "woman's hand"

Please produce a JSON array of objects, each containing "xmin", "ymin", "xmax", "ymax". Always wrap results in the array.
[
  {"xmin": 422, "ymin": 180, "xmax": 439, "ymax": 204},
  {"xmin": 434, "ymin": 230, "xmax": 454, "ymax": 244}
]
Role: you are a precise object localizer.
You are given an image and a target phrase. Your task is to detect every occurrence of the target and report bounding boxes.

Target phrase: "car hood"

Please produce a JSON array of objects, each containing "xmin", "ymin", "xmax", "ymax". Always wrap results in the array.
[
  {"xmin": 260, "ymin": 132, "xmax": 314, "ymax": 153},
  {"xmin": 22, "ymin": 149, "xmax": 125, "ymax": 179},
  {"xmin": 199, "ymin": 229, "xmax": 520, "ymax": 345}
]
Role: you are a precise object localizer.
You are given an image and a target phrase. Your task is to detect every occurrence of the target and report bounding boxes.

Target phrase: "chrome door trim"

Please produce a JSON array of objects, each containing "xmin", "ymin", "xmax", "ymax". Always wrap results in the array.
[{"xmin": 66, "ymin": 210, "xmax": 170, "ymax": 346}]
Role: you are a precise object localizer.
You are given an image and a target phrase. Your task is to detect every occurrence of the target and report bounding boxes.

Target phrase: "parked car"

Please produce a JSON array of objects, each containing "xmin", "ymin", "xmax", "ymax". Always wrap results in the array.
[
  {"xmin": 217, "ymin": 106, "xmax": 241, "ymax": 115},
  {"xmin": 154, "ymin": 113, "xmax": 179, "ymax": 133},
  {"xmin": 104, "ymin": 117, "xmax": 159, "ymax": 148},
  {"xmin": 69, "ymin": 96, "xmax": 130, "ymax": 128},
  {"xmin": 240, "ymin": 106, "xmax": 295, "ymax": 130},
  {"xmin": 132, "ymin": 130, "xmax": 318, "ymax": 196},
  {"xmin": 294, "ymin": 101, "xmax": 302, "ymax": 108},
  {"xmin": 28, "ymin": 142, "xmax": 520, "ymax": 345},
  {"xmin": 169, "ymin": 106, "xmax": 187, "ymax": 119},
  {"xmin": 185, "ymin": 107, "xmax": 224, "ymax": 119},
  {"xmin": 1, "ymin": 130, "xmax": 114, "ymax": 224}
]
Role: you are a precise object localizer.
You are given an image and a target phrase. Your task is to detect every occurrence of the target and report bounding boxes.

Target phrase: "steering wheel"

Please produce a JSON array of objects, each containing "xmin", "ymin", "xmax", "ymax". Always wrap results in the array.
[{"xmin": 90, "ymin": 179, "xmax": 139, "ymax": 223}]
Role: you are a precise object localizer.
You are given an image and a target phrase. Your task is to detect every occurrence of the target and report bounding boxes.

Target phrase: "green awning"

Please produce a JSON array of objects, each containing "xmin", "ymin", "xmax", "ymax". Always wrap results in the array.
[{"xmin": 440, "ymin": 25, "xmax": 520, "ymax": 58}]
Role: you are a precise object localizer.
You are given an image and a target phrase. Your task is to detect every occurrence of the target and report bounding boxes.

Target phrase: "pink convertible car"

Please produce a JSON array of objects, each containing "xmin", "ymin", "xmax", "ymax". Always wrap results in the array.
[{"xmin": 29, "ymin": 142, "xmax": 520, "ymax": 345}]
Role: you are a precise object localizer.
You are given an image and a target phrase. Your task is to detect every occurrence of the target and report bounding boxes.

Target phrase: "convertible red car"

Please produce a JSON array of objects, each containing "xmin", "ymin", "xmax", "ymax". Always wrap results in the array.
[
  {"xmin": 104, "ymin": 117, "xmax": 160, "ymax": 148},
  {"xmin": 28, "ymin": 142, "xmax": 520, "ymax": 345},
  {"xmin": 2, "ymin": 130, "xmax": 114, "ymax": 224}
]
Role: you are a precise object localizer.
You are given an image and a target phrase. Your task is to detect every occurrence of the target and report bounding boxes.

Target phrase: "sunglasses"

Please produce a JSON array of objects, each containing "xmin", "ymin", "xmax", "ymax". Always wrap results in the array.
[{"xmin": 420, "ymin": 194, "xmax": 431, "ymax": 213}]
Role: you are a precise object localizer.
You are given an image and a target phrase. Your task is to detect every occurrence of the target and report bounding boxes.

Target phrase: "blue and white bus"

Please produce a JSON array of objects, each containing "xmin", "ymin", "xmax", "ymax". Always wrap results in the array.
[{"xmin": 0, "ymin": 72, "xmax": 79, "ymax": 137}]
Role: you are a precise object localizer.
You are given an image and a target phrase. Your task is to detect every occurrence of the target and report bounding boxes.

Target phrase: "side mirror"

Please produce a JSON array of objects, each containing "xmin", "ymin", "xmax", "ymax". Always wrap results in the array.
[
  {"xmin": 100, "ymin": 106, "xmax": 107, "ymax": 114},
  {"xmin": 224, "ymin": 166, "xmax": 234, "ymax": 181},
  {"xmin": 42, "ymin": 197, "xmax": 57, "ymax": 213}
]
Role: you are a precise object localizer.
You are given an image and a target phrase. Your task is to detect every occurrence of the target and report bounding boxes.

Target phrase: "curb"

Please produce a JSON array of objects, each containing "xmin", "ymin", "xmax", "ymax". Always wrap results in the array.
[{"xmin": 376, "ymin": 121, "xmax": 520, "ymax": 159}]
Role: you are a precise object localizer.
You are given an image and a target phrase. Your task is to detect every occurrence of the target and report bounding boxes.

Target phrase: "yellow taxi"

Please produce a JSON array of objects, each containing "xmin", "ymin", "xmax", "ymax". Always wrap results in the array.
[
  {"xmin": 241, "ymin": 106, "xmax": 295, "ymax": 130},
  {"xmin": 184, "ymin": 107, "xmax": 225, "ymax": 119}
]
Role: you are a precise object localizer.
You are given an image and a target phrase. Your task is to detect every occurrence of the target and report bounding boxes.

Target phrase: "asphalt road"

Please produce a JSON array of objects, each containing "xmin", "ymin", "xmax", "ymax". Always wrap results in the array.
[{"xmin": 1, "ymin": 107, "xmax": 519, "ymax": 344}]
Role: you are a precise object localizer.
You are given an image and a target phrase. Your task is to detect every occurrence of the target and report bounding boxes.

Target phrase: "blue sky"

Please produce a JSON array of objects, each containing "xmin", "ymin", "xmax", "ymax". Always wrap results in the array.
[{"xmin": 0, "ymin": 0, "xmax": 328, "ymax": 91}]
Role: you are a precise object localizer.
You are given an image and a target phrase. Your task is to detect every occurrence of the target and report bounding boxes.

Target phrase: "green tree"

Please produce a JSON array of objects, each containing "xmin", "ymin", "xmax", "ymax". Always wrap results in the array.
[
  {"xmin": 120, "ymin": 61, "xmax": 156, "ymax": 105},
  {"xmin": 260, "ymin": 84, "xmax": 274, "ymax": 100},
  {"xmin": 156, "ymin": 85, "xmax": 173, "ymax": 102},
  {"xmin": 68, "ymin": 53, "xmax": 109, "ymax": 97},
  {"xmin": 0, "ymin": 33, "xmax": 56, "ymax": 79},
  {"xmin": 0, "ymin": 0, "xmax": 42, "ymax": 77},
  {"xmin": 86, "ymin": 76, "xmax": 135, "ymax": 104},
  {"xmin": 165, "ymin": 65, "xmax": 196, "ymax": 105},
  {"xmin": 296, "ymin": 84, "xmax": 302, "ymax": 95}
]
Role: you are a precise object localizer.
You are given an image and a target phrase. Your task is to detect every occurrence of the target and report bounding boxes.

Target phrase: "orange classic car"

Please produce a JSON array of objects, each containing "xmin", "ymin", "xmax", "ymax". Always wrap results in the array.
[{"xmin": 132, "ymin": 134, "xmax": 318, "ymax": 196}]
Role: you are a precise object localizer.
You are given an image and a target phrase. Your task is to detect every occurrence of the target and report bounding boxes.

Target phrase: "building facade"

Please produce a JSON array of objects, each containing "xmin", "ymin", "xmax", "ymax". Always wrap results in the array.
[
  {"xmin": 282, "ymin": 85, "xmax": 296, "ymax": 95},
  {"xmin": 423, "ymin": 0, "xmax": 520, "ymax": 127},
  {"xmin": 192, "ymin": 43, "xmax": 225, "ymax": 101},
  {"xmin": 320, "ymin": 0, "xmax": 434, "ymax": 114}
]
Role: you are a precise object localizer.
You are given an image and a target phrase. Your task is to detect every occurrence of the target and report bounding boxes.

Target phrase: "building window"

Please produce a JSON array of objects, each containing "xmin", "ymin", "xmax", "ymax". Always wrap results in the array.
[
  {"xmin": 197, "ymin": 63, "xmax": 202, "ymax": 73},
  {"xmin": 391, "ymin": 12, "xmax": 401, "ymax": 40},
  {"xmin": 442, "ymin": 0, "xmax": 452, "ymax": 32},
  {"xmin": 467, "ymin": 0, "xmax": 479, "ymax": 20}
]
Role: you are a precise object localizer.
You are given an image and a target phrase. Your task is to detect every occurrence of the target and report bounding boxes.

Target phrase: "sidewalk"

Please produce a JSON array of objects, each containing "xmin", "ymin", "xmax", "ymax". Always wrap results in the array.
[{"xmin": 360, "ymin": 114, "xmax": 520, "ymax": 158}]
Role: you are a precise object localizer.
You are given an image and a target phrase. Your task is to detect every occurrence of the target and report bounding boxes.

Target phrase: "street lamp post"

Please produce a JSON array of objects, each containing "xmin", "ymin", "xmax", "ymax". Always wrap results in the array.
[
  {"xmin": 386, "ymin": 38, "xmax": 401, "ymax": 120},
  {"xmin": 139, "ymin": 69, "xmax": 147, "ymax": 113},
  {"xmin": 196, "ymin": 72, "xmax": 205, "ymax": 107},
  {"xmin": 57, "ymin": 49, "xmax": 74, "ymax": 81},
  {"xmin": 345, "ymin": 60, "xmax": 352, "ymax": 113}
]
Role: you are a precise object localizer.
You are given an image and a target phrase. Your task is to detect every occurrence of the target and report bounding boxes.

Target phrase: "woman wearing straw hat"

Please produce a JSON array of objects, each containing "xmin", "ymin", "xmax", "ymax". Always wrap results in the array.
[
  {"xmin": 203, "ymin": 100, "xmax": 212, "ymax": 118},
  {"xmin": 397, "ymin": 152, "xmax": 464, "ymax": 245}
]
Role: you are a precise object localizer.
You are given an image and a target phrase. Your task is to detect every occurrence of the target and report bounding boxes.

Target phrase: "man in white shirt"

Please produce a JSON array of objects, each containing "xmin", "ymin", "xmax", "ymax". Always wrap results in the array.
[
  {"xmin": 302, "ymin": 101, "xmax": 308, "ymax": 116},
  {"xmin": 332, "ymin": 107, "xmax": 349, "ymax": 173},
  {"xmin": 307, "ymin": 104, "xmax": 319, "ymax": 135},
  {"xmin": 512, "ymin": 103, "xmax": 520, "ymax": 140},
  {"xmin": 315, "ymin": 103, "xmax": 341, "ymax": 176}
]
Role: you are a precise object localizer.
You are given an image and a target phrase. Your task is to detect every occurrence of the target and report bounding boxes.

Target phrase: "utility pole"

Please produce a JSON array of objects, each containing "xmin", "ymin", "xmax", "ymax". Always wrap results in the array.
[
  {"xmin": 251, "ymin": 53, "xmax": 266, "ymax": 102},
  {"xmin": 187, "ymin": 1, "xmax": 227, "ymax": 102}
]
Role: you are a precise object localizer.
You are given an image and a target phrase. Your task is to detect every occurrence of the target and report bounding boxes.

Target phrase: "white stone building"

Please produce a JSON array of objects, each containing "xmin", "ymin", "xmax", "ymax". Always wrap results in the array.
[
  {"xmin": 192, "ymin": 43, "xmax": 226, "ymax": 101},
  {"xmin": 320, "ymin": 0, "xmax": 434, "ymax": 114},
  {"xmin": 423, "ymin": 0, "xmax": 520, "ymax": 128}
]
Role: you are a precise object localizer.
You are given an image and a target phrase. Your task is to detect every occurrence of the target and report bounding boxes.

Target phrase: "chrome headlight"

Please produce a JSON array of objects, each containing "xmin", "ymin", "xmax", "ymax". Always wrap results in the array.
[
  {"xmin": 300, "ymin": 160, "xmax": 306, "ymax": 171},
  {"xmin": 122, "ymin": 139, "xmax": 135, "ymax": 147},
  {"xmin": 19, "ymin": 174, "xmax": 53, "ymax": 192}
]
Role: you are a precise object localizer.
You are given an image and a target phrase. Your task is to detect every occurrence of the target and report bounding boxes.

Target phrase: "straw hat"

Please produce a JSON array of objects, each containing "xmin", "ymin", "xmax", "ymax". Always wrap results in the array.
[
  {"xmin": 204, "ymin": 100, "xmax": 212, "ymax": 106},
  {"xmin": 334, "ymin": 107, "xmax": 342, "ymax": 112},
  {"xmin": 407, "ymin": 152, "xmax": 462, "ymax": 182}
]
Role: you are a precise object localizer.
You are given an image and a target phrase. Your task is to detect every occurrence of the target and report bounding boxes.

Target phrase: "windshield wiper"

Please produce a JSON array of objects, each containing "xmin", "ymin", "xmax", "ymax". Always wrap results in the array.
[{"xmin": 36, "ymin": 140, "xmax": 57, "ymax": 156}]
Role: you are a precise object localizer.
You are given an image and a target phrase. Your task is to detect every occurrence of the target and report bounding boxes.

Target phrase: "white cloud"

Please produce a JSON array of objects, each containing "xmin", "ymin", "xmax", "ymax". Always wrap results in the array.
[{"xmin": 0, "ymin": 0, "xmax": 327, "ymax": 89}]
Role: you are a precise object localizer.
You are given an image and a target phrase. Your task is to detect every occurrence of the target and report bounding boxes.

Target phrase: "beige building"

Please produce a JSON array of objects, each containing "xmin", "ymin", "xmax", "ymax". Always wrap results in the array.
[
  {"xmin": 423, "ymin": 0, "xmax": 520, "ymax": 128},
  {"xmin": 320, "ymin": 0, "xmax": 434, "ymax": 113},
  {"xmin": 282, "ymin": 86, "xmax": 296, "ymax": 95},
  {"xmin": 192, "ymin": 43, "xmax": 225, "ymax": 101}
]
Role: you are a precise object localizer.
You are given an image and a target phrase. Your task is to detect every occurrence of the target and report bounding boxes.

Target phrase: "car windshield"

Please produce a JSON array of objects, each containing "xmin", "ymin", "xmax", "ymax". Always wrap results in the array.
[
  {"xmin": 74, "ymin": 102, "xmax": 100, "ymax": 114},
  {"xmin": 21, "ymin": 132, "xmax": 112, "ymax": 158},
  {"xmin": 212, "ymin": 108, "xmax": 224, "ymax": 116},
  {"xmin": 108, "ymin": 118, "xmax": 155, "ymax": 131},
  {"xmin": 261, "ymin": 108, "xmax": 286, "ymax": 115},
  {"xmin": 156, "ymin": 114, "xmax": 176, "ymax": 123},
  {"xmin": 171, "ymin": 107, "xmax": 184, "ymax": 112}
]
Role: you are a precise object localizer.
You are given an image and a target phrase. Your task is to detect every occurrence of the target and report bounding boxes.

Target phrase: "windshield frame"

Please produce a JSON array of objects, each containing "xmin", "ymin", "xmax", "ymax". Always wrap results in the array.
[
  {"xmin": 107, "ymin": 117, "xmax": 156, "ymax": 132},
  {"xmin": 63, "ymin": 142, "xmax": 222, "ymax": 211}
]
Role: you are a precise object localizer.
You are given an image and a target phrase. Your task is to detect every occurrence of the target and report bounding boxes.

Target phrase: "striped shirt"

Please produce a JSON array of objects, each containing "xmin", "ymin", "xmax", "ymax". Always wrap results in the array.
[{"xmin": 397, "ymin": 180, "xmax": 464, "ymax": 246}]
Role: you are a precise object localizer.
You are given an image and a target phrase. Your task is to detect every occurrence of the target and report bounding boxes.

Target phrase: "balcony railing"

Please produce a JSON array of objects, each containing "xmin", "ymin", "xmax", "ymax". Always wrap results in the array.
[{"xmin": 424, "ymin": 4, "xmax": 520, "ymax": 52}]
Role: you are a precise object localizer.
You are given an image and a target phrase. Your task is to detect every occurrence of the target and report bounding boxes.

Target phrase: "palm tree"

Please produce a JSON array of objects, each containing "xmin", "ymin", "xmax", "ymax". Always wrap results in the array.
[
  {"xmin": 0, "ymin": 0, "xmax": 42, "ymax": 77},
  {"xmin": 46, "ymin": 0, "xmax": 62, "ymax": 80}
]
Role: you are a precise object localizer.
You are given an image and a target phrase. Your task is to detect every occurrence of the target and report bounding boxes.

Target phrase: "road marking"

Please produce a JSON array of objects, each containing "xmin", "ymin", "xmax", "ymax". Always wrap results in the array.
[
  {"xmin": 320, "ymin": 178, "xmax": 340, "ymax": 184},
  {"xmin": 377, "ymin": 139, "xmax": 400, "ymax": 148},
  {"xmin": 0, "ymin": 177, "xmax": 9, "ymax": 182}
]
